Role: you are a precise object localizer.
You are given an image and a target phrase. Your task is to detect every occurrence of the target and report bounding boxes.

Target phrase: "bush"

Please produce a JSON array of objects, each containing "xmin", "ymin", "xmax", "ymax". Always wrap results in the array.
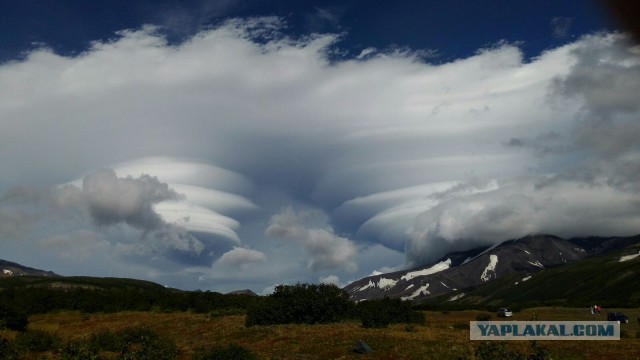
[
  {"xmin": 88, "ymin": 329, "xmax": 125, "ymax": 352},
  {"xmin": 0, "ymin": 338, "xmax": 20, "ymax": 360},
  {"xmin": 14, "ymin": 329, "xmax": 61, "ymax": 352},
  {"xmin": 245, "ymin": 283, "xmax": 352, "ymax": 326},
  {"xmin": 475, "ymin": 341, "xmax": 549, "ymax": 360},
  {"xmin": 0, "ymin": 304, "xmax": 28, "ymax": 332},
  {"xmin": 475, "ymin": 342, "xmax": 525, "ymax": 360},
  {"xmin": 193, "ymin": 343, "xmax": 257, "ymax": 360},
  {"xmin": 357, "ymin": 298, "xmax": 424, "ymax": 328},
  {"xmin": 476, "ymin": 313, "xmax": 491, "ymax": 321},
  {"xmin": 57, "ymin": 340, "xmax": 99, "ymax": 360},
  {"xmin": 118, "ymin": 327, "xmax": 179, "ymax": 360}
]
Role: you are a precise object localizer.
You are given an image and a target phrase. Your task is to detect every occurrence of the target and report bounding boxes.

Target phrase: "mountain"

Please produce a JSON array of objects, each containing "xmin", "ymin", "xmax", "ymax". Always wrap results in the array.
[
  {"xmin": 423, "ymin": 242, "xmax": 640, "ymax": 309},
  {"xmin": 344, "ymin": 234, "xmax": 640, "ymax": 303},
  {"xmin": 227, "ymin": 289, "xmax": 259, "ymax": 296},
  {"xmin": 0, "ymin": 259, "xmax": 60, "ymax": 278}
]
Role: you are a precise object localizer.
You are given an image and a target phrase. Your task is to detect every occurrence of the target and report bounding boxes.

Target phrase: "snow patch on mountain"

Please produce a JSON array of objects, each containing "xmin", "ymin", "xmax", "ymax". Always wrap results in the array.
[
  {"xmin": 377, "ymin": 278, "xmax": 398, "ymax": 290},
  {"xmin": 400, "ymin": 258, "xmax": 451, "ymax": 281},
  {"xmin": 358, "ymin": 277, "xmax": 398, "ymax": 291},
  {"xmin": 358, "ymin": 280, "xmax": 374, "ymax": 291},
  {"xmin": 522, "ymin": 275, "xmax": 532, "ymax": 282},
  {"xmin": 619, "ymin": 251, "xmax": 640, "ymax": 262},
  {"xmin": 402, "ymin": 283, "xmax": 430, "ymax": 301},
  {"xmin": 528, "ymin": 260, "xmax": 544, "ymax": 268},
  {"xmin": 3, "ymin": 269, "xmax": 12, "ymax": 275},
  {"xmin": 480, "ymin": 255, "xmax": 498, "ymax": 282},
  {"xmin": 448, "ymin": 293, "xmax": 465, "ymax": 301}
]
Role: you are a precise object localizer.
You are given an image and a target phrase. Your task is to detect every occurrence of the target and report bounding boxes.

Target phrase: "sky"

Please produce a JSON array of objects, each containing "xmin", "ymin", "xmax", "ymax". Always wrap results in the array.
[{"xmin": 1, "ymin": 0, "xmax": 639, "ymax": 294}]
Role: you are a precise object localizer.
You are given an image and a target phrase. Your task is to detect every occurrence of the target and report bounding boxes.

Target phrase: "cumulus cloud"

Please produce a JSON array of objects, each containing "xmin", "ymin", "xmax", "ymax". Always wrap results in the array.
[
  {"xmin": 265, "ymin": 207, "xmax": 357, "ymax": 272},
  {"xmin": 82, "ymin": 168, "xmax": 182, "ymax": 230},
  {"xmin": 1, "ymin": 18, "xmax": 639, "ymax": 290}
]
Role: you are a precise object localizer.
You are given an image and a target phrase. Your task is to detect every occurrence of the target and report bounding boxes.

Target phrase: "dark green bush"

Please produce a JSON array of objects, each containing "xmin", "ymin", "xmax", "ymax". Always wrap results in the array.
[
  {"xmin": 356, "ymin": 298, "xmax": 424, "ymax": 328},
  {"xmin": 118, "ymin": 327, "xmax": 179, "ymax": 360},
  {"xmin": 0, "ymin": 304, "xmax": 28, "ymax": 332},
  {"xmin": 475, "ymin": 342, "xmax": 525, "ymax": 360},
  {"xmin": 14, "ymin": 329, "xmax": 61, "ymax": 352},
  {"xmin": 193, "ymin": 343, "xmax": 257, "ymax": 360},
  {"xmin": 0, "ymin": 338, "xmax": 20, "ymax": 360},
  {"xmin": 476, "ymin": 313, "xmax": 491, "ymax": 321},
  {"xmin": 88, "ymin": 329, "xmax": 125, "ymax": 352},
  {"xmin": 475, "ymin": 341, "xmax": 549, "ymax": 360},
  {"xmin": 245, "ymin": 283, "xmax": 352, "ymax": 326},
  {"xmin": 57, "ymin": 339, "xmax": 99, "ymax": 360}
]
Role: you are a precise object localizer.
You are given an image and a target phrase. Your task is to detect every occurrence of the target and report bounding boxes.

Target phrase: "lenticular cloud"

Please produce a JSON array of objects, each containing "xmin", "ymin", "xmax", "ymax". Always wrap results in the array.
[{"xmin": 0, "ymin": 18, "xmax": 639, "ymax": 289}]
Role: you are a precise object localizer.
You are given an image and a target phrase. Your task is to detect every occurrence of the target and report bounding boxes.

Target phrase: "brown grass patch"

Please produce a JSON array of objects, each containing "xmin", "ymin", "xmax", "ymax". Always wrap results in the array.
[{"xmin": 4, "ymin": 308, "xmax": 634, "ymax": 359}]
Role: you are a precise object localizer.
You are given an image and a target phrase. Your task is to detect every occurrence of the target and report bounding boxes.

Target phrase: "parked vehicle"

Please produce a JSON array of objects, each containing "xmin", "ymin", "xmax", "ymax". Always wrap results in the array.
[
  {"xmin": 607, "ymin": 312, "xmax": 629, "ymax": 324},
  {"xmin": 497, "ymin": 308, "xmax": 513, "ymax": 317}
]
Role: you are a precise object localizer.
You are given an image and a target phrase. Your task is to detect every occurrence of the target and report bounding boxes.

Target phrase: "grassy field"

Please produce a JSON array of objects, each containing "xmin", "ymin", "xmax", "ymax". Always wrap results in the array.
[{"xmin": 4, "ymin": 307, "xmax": 639, "ymax": 359}]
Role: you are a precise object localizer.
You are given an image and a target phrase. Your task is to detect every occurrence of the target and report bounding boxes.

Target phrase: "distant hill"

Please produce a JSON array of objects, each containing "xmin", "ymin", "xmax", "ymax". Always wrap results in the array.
[
  {"xmin": 227, "ymin": 289, "xmax": 259, "ymax": 296},
  {"xmin": 344, "ymin": 234, "xmax": 640, "ymax": 304},
  {"xmin": 0, "ymin": 259, "xmax": 60, "ymax": 278}
]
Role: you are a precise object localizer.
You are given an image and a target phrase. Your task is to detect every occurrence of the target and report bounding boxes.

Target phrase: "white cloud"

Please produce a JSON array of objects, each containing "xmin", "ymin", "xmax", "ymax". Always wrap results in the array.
[
  {"xmin": 0, "ymin": 19, "xmax": 638, "ymax": 291},
  {"xmin": 319, "ymin": 274, "xmax": 341, "ymax": 286},
  {"xmin": 265, "ymin": 207, "xmax": 358, "ymax": 272}
]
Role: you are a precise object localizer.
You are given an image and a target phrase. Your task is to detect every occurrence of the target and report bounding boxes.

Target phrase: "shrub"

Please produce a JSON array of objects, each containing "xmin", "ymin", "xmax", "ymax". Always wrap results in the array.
[
  {"xmin": 193, "ymin": 343, "xmax": 257, "ymax": 360},
  {"xmin": 357, "ymin": 298, "xmax": 424, "ymax": 328},
  {"xmin": 245, "ymin": 283, "xmax": 352, "ymax": 326},
  {"xmin": 118, "ymin": 327, "xmax": 179, "ymax": 360},
  {"xmin": 475, "ymin": 341, "xmax": 549, "ymax": 360},
  {"xmin": 14, "ymin": 329, "xmax": 61, "ymax": 352},
  {"xmin": 57, "ymin": 339, "xmax": 99, "ymax": 360},
  {"xmin": 0, "ymin": 304, "xmax": 28, "ymax": 332},
  {"xmin": 476, "ymin": 313, "xmax": 491, "ymax": 321},
  {"xmin": 0, "ymin": 338, "xmax": 20, "ymax": 360},
  {"xmin": 88, "ymin": 329, "xmax": 125, "ymax": 352},
  {"xmin": 475, "ymin": 342, "xmax": 525, "ymax": 360}
]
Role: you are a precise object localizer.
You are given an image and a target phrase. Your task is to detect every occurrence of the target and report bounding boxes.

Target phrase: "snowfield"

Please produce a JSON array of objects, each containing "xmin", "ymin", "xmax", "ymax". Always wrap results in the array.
[
  {"xmin": 480, "ymin": 255, "xmax": 498, "ymax": 282},
  {"xmin": 400, "ymin": 258, "xmax": 451, "ymax": 281},
  {"xmin": 619, "ymin": 251, "xmax": 640, "ymax": 262}
]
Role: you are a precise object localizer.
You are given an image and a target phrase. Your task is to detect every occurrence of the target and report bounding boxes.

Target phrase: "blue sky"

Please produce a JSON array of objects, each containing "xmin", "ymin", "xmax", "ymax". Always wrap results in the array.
[
  {"xmin": 1, "ymin": 0, "xmax": 615, "ymax": 62},
  {"xmin": 1, "ymin": 1, "xmax": 639, "ymax": 293}
]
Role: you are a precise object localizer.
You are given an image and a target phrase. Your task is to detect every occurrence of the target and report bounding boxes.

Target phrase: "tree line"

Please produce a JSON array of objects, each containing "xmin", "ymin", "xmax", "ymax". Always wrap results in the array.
[{"xmin": 1, "ymin": 280, "xmax": 424, "ymax": 331}]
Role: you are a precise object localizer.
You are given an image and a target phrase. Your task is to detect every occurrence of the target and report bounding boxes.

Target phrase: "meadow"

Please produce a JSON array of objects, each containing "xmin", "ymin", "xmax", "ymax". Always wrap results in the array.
[{"xmin": 2, "ymin": 307, "xmax": 638, "ymax": 359}]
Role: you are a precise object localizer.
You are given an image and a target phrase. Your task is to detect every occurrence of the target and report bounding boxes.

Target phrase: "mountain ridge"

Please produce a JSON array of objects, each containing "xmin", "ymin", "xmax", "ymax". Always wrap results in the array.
[{"xmin": 344, "ymin": 234, "xmax": 640, "ymax": 303}]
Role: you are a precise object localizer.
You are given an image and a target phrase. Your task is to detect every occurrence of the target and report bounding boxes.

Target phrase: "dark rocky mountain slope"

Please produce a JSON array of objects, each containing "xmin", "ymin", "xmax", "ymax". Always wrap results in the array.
[{"xmin": 344, "ymin": 234, "xmax": 640, "ymax": 303}]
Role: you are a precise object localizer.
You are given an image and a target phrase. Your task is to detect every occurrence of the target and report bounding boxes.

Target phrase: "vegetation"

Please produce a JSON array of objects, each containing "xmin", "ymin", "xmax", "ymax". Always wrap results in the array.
[
  {"xmin": 245, "ymin": 283, "xmax": 352, "ymax": 326},
  {"xmin": 0, "ymin": 276, "xmax": 256, "ymax": 316},
  {"xmin": 0, "ymin": 308, "xmax": 636, "ymax": 359},
  {"xmin": 355, "ymin": 297, "xmax": 424, "ymax": 328},
  {"xmin": 475, "ymin": 341, "xmax": 549, "ymax": 360},
  {"xmin": 0, "ymin": 303, "xmax": 28, "ymax": 332}
]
